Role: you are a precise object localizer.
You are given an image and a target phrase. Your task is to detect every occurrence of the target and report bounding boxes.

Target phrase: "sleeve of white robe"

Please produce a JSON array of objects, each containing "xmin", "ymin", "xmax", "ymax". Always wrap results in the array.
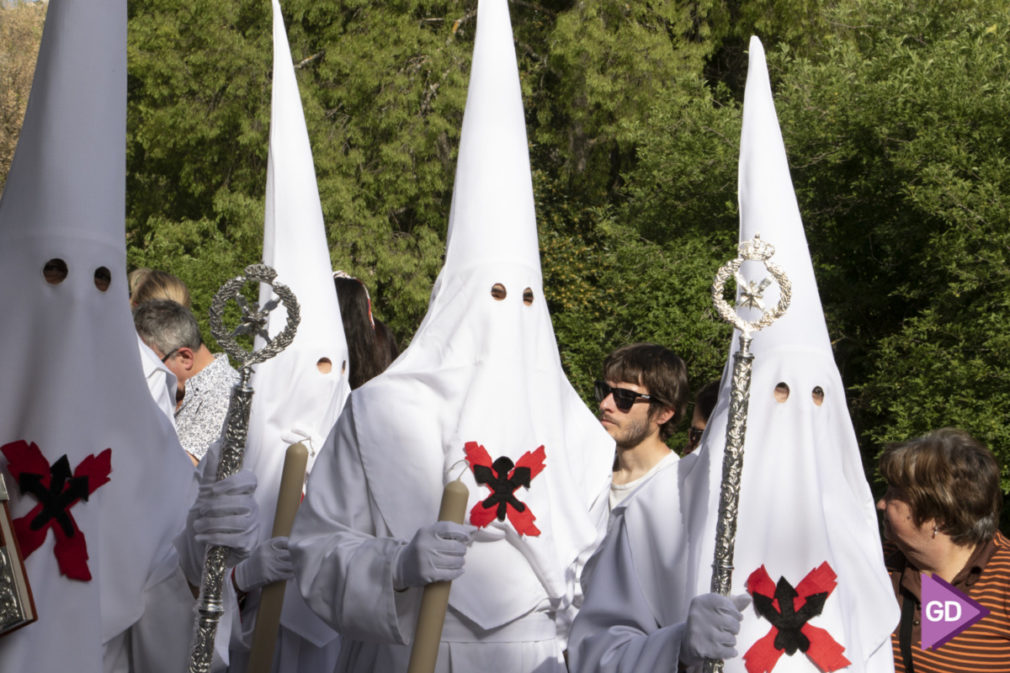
[
  {"xmin": 567, "ymin": 508, "xmax": 685, "ymax": 673},
  {"xmin": 137, "ymin": 335, "xmax": 178, "ymax": 428},
  {"xmin": 289, "ymin": 404, "xmax": 421, "ymax": 645},
  {"xmin": 555, "ymin": 477, "xmax": 612, "ymax": 647}
]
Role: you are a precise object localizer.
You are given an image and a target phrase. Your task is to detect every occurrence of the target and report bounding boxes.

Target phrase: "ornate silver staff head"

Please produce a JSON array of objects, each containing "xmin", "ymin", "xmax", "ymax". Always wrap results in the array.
[
  {"xmin": 711, "ymin": 234, "xmax": 791, "ymax": 341},
  {"xmin": 209, "ymin": 263, "xmax": 300, "ymax": 374}
]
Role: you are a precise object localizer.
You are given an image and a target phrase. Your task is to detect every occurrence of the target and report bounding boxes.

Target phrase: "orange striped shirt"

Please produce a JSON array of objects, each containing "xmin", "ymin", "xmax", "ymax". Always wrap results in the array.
[{"xmin": 887, "ymin": 532, "xmax": 1010, "ymax": 672}]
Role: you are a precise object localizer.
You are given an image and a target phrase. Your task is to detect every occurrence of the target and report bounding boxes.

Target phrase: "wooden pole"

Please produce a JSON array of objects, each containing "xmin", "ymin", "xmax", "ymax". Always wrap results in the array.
[
  {"xmin": 406, "ymin": 479, "xmax": 470, "ymax": 673},
  {"xmin": 246, "ymin": 443, "xmax": 309, "ymax": 673}
]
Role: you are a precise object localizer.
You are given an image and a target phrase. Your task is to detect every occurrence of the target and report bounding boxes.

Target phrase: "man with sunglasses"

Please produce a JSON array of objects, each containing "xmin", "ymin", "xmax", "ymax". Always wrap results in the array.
[{"xmin": 595, "ymin": 343, "xmax": 689, "ymax": 509}]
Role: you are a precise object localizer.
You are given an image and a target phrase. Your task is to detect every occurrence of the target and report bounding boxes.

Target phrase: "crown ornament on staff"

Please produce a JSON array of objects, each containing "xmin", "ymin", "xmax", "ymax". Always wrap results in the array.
[
  {"xmin": 711, "ymin": 234, "xmax": 790, "ymax": 339},
  {"xmin": 704, "ymin": 235, "xmax": 790, "ymax": 673},
  {"xmin": 188, "ymin": 264, "xmax": 300, "ymax": 673}
]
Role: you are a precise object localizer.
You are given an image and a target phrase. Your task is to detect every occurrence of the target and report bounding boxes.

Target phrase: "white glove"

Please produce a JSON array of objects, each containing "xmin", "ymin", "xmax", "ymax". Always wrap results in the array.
[
  {"xmin": 233, "ymin": 536, "xmax": 294, "ymax": 593},
  {"xmin": 680, "ymin": 593, "xmax": 750, "ymax": 666},
  {"xmin": 392, "ymin": 521, "xmax": 477, "ymax": 590},
  {"xmin": 176, "ymin": 469, "xmax": 260, "ymax": 584}
]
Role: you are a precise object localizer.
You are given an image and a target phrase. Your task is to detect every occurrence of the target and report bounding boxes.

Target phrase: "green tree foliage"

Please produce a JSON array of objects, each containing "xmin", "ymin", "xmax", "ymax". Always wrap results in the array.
[
  {"xmin": 126, "ymin": 0, "xmax": 272, "ymax": 338},
  {"xmin": 6, "ymin": 0, "xmax": 1010, "ymax": 484},
  {"xmin": 528, "ymin": 1, "xmax": 717, "ymax": 206},
  {"xmin": 127, "ymin": 1, "xmax": 480, "ymax": 337},
  {"xmin": 769, "ymin": 0, "xmax": 1010, "ymax": 489},
  {"xmin": 704, "ymin": 0, "xmax": 840, "ymax": 94},
  {"xmin": 280, "ymin": 1, "xmax": 475, "ymax": 335},
  {"xmin": 557, "ymin": 74, "xmax": 742, "ymax": 406},
  {"xmin": 0, "ymin": 0, "xmax": 46, "ymax": 193}
]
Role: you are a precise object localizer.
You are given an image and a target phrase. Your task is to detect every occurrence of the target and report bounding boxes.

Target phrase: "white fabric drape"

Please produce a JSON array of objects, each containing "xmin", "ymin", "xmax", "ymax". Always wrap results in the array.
[
  {"xmin": 291, "ymin": 1, "xmax": 614, "ymax": 670},
  {"xmin": 681, "ymin": 37, "xmax": 899, "ymax": 673},
  {"xmin": 0, "ymin": 0, "xmax": 195, "ymax": 670}
]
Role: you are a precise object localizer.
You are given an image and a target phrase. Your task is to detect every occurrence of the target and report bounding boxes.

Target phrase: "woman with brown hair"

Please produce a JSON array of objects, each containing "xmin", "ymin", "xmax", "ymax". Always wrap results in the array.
[{"xmin": 878, "ymin": 428, "xmax": 1009, "ymax": 672}]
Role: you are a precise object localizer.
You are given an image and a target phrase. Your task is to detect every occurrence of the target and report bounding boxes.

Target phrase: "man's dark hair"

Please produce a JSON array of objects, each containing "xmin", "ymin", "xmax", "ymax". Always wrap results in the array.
[
  {"xmin": 879, "ymin": 428, "xmax": 1002, "ymax": 547},
  {"xmin": 133, "ymin": 299, "xmax": 203, "ymax": 356},
  {"xmin": 694, "ymin": 380, "xmax": 721, "ymax": 424},
  {"xmin": 602, "ymin": 343, "xmax": 689, "ymax": 441}
]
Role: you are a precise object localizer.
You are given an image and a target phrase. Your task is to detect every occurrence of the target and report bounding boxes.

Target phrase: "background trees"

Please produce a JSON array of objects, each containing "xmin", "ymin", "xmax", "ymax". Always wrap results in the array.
[
  {"xmin": 0, "ymin": 0, "xmax": 45, "ymax": 193},
  {"xmin": 3, "ymin": 0, "xmax": 1009, "ymax": 494}
]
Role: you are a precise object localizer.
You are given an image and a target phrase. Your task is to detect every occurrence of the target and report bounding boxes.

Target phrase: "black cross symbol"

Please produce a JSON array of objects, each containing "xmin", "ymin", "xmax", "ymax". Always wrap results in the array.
[
  {"xmin": 472, "ymin": 456, "xmax": 531, "ymax": 522},
  {"xmin": 18, "ymin": 455, "xmax": 91, "ymax": 538},
  {"xmin": 753, "ymin": 576, "xmax": 829, "ymax": 655}
]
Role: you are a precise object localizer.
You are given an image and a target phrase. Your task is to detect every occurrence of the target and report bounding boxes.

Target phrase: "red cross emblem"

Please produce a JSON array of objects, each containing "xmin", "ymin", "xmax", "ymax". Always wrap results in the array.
[
  {"xmin": 1, "ymin": 440, "xmax": 112, "ymax": 581},
  {"xmin": 744, "ymin": 561, "xmax": 851, "ymax": 673},
  {"xmin": 464, "ymin": 442, "xmax": 545, "ymax": 537}
]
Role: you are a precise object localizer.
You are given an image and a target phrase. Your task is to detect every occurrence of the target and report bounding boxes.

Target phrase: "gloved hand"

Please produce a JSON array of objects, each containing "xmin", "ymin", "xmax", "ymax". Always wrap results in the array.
[
  {"xmin": 680, "ymin": 592, "xmax": 750, "ymax": 666},
  {"xmin": 392, "ymin": 521, "xmax": 477, "ymax": 590},
  {"xmin": 233, "ymin": 536, "xmax": 294, "ymax": 593},
  {"xmin": 176, "ymin": 469, "xmax": 260, "ymax": 584}
]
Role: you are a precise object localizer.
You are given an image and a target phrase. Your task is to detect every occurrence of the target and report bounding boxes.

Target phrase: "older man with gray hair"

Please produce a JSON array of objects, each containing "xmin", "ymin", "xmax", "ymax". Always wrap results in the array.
[{"xmin": 134, "ymin": 299, "xmax": 238, "ymax": 464}]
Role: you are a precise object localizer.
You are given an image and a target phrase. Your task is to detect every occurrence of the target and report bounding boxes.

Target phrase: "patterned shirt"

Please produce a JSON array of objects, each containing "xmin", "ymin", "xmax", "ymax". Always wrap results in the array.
[
  {"xmin": 887, "ymin": 531, "xmax": 1010, "ymax": 672},
  {"xmin": 175, "ymin": 353, "xmax": 238, "ymax": 461}
]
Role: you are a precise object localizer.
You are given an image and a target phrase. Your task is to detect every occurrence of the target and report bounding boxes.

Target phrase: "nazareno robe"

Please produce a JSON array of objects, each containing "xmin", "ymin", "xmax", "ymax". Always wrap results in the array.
[
  {"xmin": 289, "ymin": 266, "xmax": 613, "ymax": 672},
  {"xmin": 568, "ymin": 455, "xmax": 695, "ymax": 673}
]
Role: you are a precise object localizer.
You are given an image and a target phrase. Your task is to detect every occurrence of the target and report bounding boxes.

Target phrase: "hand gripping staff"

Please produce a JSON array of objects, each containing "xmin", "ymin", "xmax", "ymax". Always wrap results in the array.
[
  {"xmin": 188, "ymin": 264, "xmax": 300, "ymax": 673},
  {"xmin": 406, "ymin": 478, "xmax": 470, "ymax": 673},
  {"xmin": 704, "ymin": 236, "xmax": 790, "ymax": 673}
]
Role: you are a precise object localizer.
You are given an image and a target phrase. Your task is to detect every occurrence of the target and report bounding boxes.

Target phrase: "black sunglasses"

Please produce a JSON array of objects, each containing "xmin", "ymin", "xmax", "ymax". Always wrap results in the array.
[
  {"xmin": 160, "ymin": 347, "xmax": 180, "ymax": 363},
  {"xmin": 594, "ymin": 380, "xmax": 653, "ymax": 413}
]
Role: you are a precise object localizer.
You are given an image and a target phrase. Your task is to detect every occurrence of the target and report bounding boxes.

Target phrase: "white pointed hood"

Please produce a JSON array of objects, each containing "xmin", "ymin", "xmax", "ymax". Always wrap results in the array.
[
  {"xmin": 682, "ymin": 37, "xmax": 898, "ymax": 672},
  {"xmin": 242, "ymin": 0, "xmax": 350, "ymax": 647},
  {"xmin": 0, "ymin": 0, "xmax": 194, "ymax": 669},
  {"xmin": 440, "ymin": 0, "xmax": 539, "ymax": 279},
  {"xmin": 342, "ymin": 0, "xmax": 613, "ymax": 630}
]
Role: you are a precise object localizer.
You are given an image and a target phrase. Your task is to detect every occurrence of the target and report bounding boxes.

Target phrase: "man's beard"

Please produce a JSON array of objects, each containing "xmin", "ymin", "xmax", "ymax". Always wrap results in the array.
[{"xmin": 613, "ymin": 416, "xmax": 651, "ymax": 450}]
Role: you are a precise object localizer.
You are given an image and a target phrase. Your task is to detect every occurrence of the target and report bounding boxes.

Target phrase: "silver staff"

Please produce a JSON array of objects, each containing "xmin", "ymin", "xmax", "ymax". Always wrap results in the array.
[
  {"xmin": 704, "ymin": 235, "xmax": 790, "ymax": 673},
  {"xmin": 188, "ymin": 264, "xmax": 300, "ymax": 673}
]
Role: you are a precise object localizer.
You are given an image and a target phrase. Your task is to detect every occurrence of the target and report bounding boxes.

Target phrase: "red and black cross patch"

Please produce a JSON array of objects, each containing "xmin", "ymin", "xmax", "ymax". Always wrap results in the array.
[
  {"xmin": 464, "ymin": 441, "xmax": 545, "ymax": 537},
  {"xmin": 744, "ymin": 561, "xmax": 850, "ymax": 673},
  {"xmin": 1, "ymin": 440, "xmax": 112, "ymax": 581}
]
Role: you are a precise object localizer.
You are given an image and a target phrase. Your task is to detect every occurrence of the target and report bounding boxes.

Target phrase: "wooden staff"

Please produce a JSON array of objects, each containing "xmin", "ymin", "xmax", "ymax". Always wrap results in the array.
[
  {"xmin": 406, "ymin": 479, "xmax": 470, "ymax": 673},
  {"xmin": 246, "ymin": 443, "xmax": 309, "ymax": 673}
]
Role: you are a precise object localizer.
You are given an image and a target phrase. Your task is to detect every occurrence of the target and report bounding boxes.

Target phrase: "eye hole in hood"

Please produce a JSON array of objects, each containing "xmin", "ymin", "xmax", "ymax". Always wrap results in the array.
[
  {"xmin": 94, "ymin": 266, "xmax": 111, "ymax": 292},
  {"xmin": 43, "ymin": 258, "xmax": 68, "ymax": 285}
]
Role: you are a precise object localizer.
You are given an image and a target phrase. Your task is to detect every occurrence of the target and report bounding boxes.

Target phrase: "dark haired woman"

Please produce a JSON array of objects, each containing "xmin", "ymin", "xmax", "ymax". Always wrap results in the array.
[{"xmin": 334, "ymin": 274, "xmax": 382, "ymax": 389}]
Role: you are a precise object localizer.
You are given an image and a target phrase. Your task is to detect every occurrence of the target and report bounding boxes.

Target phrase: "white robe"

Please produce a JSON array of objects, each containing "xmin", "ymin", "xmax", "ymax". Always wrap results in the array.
[
  {"xmin": 102, "ymin": 549, "xmax": 197, "ymax": 673},
  {"xmin": 288, "ymin": 5, "xmax": 614, "ymax": 670},
  {"xmin": 569, "ymin": 441, "xmax": 897, "ymax": 673},
  {"xmin": 568, "ymin": 455, "xmax": 693, "ymax": 673},
  {"xmin": 290, "ymin": 396, "xmax": 610, "ymax": 673}
]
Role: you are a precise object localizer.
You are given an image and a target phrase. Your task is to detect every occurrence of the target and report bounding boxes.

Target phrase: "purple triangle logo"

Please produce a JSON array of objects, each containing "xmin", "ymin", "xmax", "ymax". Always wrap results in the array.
[{"xmin": 920, "ymin": 573, "xmax": 989, "ymax": 650}]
